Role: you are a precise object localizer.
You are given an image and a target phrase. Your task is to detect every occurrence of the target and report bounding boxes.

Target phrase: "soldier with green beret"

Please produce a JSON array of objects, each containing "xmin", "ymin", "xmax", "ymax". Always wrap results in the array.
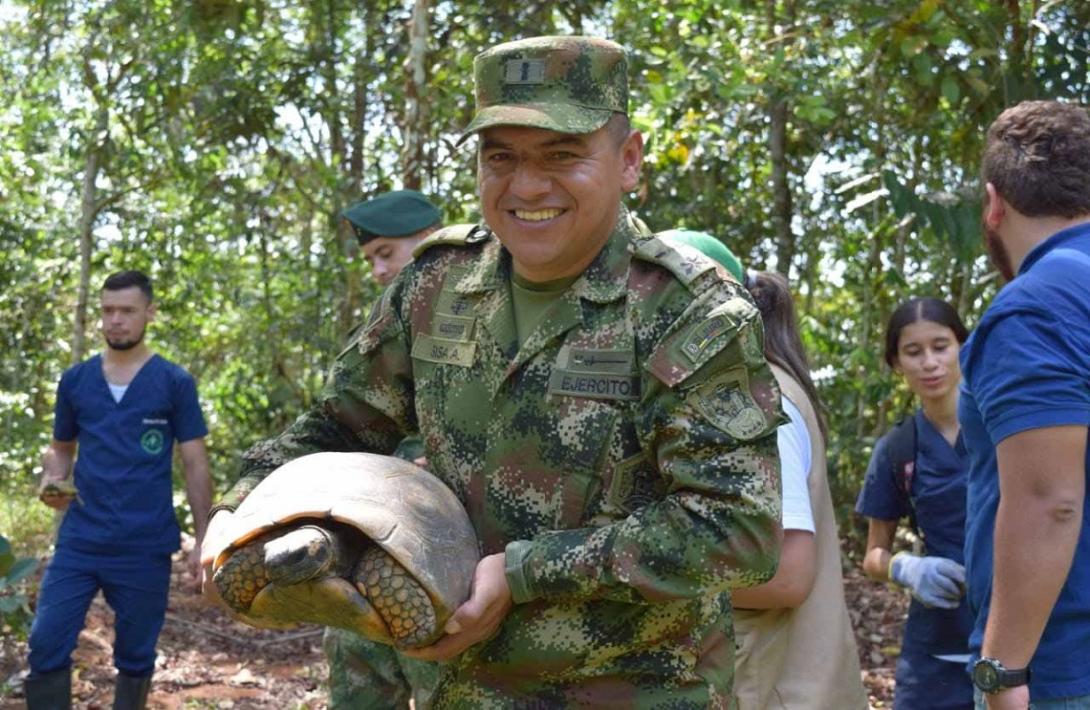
[
  {"xmin": 205, "ymin": 35, "xmax": 783, "ymax": 707},
  {"xmin": 342, "ymin": 189, "xmax": 442, "ymax": 287},
  {"xmin": 327, "ymin": 187, "xmax": 445, "ymax": 707}
]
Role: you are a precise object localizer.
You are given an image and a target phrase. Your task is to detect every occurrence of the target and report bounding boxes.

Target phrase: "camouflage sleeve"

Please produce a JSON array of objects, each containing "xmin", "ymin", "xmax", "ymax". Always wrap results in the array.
[
  {"xmin": 504, "ymin": 299, "xmax": 784, "ymax": 605},
  {"xmin": 216, "ymin": 287, "xmax": 417, "ymax": 513}
]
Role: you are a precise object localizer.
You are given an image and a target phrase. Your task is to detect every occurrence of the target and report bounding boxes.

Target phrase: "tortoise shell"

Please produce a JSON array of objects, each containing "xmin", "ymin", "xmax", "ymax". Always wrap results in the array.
[{"xmin": 209, "ymin": 452, "xmax": 479, "ymax": 647}]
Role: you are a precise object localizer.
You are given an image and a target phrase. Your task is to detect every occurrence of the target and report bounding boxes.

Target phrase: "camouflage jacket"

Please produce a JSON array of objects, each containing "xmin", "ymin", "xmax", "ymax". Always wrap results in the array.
[{"xmin": 223, "ymin": 208, "xmax": 783, "ymax": 707}]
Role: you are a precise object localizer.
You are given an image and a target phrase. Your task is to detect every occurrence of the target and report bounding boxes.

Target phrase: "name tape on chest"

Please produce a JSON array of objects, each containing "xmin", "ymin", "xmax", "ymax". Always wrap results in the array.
[
  {"xmin": 411, "ymin": 334, "xmax": 477, "ymax": 367},
  {"xmin": 548, "ymin": 347, "xmax": 639, "ymax": 401},
  {"xmin": 548, "ymin": 371, "xmax": 640, "ymax": 401}
]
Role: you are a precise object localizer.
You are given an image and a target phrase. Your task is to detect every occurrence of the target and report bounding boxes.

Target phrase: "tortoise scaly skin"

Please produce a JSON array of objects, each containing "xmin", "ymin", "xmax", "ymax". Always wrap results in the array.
[
  {"xmin": 214, "ymin": 536, "xmax": 269, "ymax": 613},
  {"xmin": 356, "ymin": 546, "xmax": 436, "ymax": 648}
]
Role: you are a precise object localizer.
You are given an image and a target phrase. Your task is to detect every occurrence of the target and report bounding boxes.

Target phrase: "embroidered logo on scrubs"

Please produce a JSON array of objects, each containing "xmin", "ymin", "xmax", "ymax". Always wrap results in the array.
[{"xmin": 141, "ymin": 429, "xmax": 165, "ymax": 455}]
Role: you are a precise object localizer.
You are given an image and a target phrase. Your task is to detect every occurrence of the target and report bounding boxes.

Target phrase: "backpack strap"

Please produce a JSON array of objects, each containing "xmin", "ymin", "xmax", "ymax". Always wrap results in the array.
[{"xmin": 885, "ymin": 415, "xmax": 920, "ymax": 539}]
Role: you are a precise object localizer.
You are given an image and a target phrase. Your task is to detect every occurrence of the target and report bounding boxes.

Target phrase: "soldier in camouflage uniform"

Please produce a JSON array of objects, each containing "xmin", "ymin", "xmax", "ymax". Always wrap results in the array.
[
  {"xmin": 327, "ymin": 191, "xmax": 445, "ymax": 708},
  {"xmin": 204, "ymin": 36, "xmax": 783, "ymax": 707}
]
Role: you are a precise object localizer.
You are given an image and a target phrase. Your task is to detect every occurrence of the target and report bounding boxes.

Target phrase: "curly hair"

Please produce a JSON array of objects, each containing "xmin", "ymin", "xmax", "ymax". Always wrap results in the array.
[{"xmin": 982, "ymin": 100, "xmax": 1090, "ymax": 219}]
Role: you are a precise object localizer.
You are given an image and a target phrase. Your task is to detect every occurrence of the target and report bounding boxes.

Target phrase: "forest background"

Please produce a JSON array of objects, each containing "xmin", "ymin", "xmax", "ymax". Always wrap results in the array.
[{"xmin": 2, "ymin": 0, "xmax": 1089, "ymax": 611}]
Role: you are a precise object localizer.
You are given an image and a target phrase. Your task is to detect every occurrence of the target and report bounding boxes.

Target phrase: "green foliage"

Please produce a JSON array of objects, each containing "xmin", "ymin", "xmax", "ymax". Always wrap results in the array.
[
  {"xmin": 1, "ymin": 0, "xmax": 1088, "ymax": 562},
  {"xmin": 0, "ymin": 534, "xmax": 39, "ymax": 637}
]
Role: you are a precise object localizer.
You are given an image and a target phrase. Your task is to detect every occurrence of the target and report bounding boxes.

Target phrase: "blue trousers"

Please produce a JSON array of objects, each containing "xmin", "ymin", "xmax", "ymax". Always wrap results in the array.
[
  {"xmin": 975, "ymin": 688, "xmax": 1090, "ymax": 709},
  {"xmin": 894, "ymin": 650, "xmax": 974, "ymax": 710},
  {"xmin": 28, "ymin": 546, "xmax": 172, "ymax": 677}
]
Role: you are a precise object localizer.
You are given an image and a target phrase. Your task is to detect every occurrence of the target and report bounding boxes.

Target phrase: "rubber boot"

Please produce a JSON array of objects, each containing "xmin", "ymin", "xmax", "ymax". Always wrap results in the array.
[
  {"xmin": 113, "ymin": 672, "xmax": 151, "ymax": 710},
  {"xmin": 24, "ymin": 668, "xmax": 72, "ymax": 710}
]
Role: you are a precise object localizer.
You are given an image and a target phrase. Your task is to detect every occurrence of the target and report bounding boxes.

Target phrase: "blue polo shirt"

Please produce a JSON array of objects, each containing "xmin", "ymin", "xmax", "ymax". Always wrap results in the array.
[
  {"xmin": 960, "ymin": 221, "xmax": 1090, "ymax": 700},
  {"xmin": 53, "ymin": 353, "xmax": 208, "ymax": 555},
  {"xmin": 856, "ymin": 409, "xmax": 974, "ymax": 655}
]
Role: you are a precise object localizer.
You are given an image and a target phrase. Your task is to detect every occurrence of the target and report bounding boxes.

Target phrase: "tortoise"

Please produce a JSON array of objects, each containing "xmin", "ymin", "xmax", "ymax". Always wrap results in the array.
[
  {"xmin": 207, "ymin": 452, "xmax": 479, "ymax": 649},
  {"xmin": 39, "ymin": 479, "xmax": 82, "ymax": 505}
]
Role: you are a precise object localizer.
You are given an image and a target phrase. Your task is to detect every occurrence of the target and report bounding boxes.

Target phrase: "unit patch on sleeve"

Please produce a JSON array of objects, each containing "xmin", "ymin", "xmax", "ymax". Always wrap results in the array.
[{"xmin": 694, "ymin": 369, "xmax": 769, "ymax": 441}]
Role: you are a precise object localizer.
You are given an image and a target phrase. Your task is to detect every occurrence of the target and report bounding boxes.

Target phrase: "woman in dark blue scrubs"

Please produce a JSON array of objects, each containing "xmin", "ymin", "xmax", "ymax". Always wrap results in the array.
[{"xmin": 856, "ymin": 298, "xmax": 974, "ymax": 710}]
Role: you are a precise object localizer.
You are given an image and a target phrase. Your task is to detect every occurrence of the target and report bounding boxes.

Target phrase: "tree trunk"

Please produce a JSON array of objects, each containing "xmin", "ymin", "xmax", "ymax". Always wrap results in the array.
[
  {"xmin": 72, "ymin": 105, "xmax": 107, "ymax": 365},
  {"xmin": 957, "ymin": 260, "xmax": 974, "ymax": 319},
  {"xmin": 767, "ymin": 0, "xmax": 796, "ymax": 275},
  {"xmin": 1004, "ymin": 0, "xmax": 1031, "ymax": 102},
  {"xmin": 400, "ymin": 0, "xmax": 429, "ymax": 190},
  {"xmin": 349, "ymin": 49, "xmax": 366, "ymax": 198}
]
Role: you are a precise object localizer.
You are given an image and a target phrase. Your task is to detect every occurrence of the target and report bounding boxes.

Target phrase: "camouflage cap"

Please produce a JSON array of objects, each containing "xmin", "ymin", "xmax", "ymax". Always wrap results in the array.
[{"xmin": 458, "ymin": 36, "xmax": 628, "ymax": 144}]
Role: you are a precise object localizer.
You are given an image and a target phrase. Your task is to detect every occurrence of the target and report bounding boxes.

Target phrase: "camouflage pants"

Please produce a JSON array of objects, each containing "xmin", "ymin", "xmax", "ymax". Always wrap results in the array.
[{"xmin": 323, "ymin": 626, "xmax": 441, "ymax": 709}]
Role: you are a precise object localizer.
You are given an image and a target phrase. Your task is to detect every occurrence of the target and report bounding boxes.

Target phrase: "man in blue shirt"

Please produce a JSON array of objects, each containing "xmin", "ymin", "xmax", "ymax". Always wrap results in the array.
[
  {"xmin": 25, "ymin": 270, "xmax": 212, "ymax": 710},
  {"xmin": 960, "ymin": 101, "xmax": 1090, "ymax": 710}
]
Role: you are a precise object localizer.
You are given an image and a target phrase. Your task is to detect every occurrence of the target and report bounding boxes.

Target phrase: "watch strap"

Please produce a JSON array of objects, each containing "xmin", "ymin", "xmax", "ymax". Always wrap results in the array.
[
  {"xmin": 997, "ymin": 665, "xmax": 1031, "ymax": 689},
  {"xmin": 975, "ymin": 657, "xmax": 1031, "ymax": 693}
]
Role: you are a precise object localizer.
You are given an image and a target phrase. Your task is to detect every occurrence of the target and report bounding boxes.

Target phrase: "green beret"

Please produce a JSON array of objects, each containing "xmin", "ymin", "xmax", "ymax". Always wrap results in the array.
[
  {"xmin": 658, "ymin": 229, "xmax": 745, "ymax": 283},
  {"xmin": 341, "ymin": 190, "xmax": 441, "ymax": 245},
  {"xmin": 459, "ymin": 36, "xmax": 628, "ymax": 143}
]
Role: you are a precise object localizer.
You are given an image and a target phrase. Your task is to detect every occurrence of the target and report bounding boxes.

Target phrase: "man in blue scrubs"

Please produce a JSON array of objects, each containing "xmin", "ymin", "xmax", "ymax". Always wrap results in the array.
[
  {"xmin": 26, "ymin": 270, "xmax": 212, "ymax": 710},
  {"xmin": 961, "ymin": 101, "xmax": 1090, "ymax": 709}
]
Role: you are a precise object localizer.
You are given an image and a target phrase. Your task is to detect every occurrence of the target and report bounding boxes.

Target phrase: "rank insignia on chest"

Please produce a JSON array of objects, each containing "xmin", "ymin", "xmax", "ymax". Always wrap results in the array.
[{"xmin": 432, "ymin": 314, "xmax": 476, "ymax": 341}]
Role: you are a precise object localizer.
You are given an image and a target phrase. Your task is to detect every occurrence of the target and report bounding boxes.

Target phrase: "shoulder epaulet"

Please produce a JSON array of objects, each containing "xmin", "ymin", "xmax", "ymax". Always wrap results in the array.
[
  {"xmin": 412, "ymin": 223, "xmax": 490, "ymax": 258},
  {"xmin": 632, "ymin": 234, "xmax": 720, "ymax": 293}
]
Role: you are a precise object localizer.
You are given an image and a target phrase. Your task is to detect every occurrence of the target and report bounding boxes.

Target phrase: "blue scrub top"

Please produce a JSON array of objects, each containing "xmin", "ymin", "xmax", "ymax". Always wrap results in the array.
[
  {"xmin": 856, "ymin": 409, "xmax": 974, "ymax": 655},
  {"xmin": 960, "ymin": 222, "xmax": 1090, "ymax": 701},
  {"xmin": 53, "ymin": 353, "xmax": 208, "ymax": 555}
]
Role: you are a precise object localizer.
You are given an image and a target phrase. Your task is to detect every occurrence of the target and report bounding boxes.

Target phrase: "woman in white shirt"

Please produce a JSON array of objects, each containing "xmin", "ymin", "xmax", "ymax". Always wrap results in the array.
[{"xmin": 660, "ymin": 231, "xmax": 867, "ymax": 710}]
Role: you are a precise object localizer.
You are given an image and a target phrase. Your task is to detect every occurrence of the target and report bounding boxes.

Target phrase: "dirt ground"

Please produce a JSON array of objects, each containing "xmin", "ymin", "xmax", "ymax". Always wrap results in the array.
[{"xmin": 2, "ymin": 537, "xmax": 907, "ymax": 709}]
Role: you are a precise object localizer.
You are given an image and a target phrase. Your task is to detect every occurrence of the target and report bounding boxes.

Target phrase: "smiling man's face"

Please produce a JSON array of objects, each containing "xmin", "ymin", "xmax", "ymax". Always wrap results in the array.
[{"xmin": 477, "ymin": 121, "xmax": 641, "ymax": 283}]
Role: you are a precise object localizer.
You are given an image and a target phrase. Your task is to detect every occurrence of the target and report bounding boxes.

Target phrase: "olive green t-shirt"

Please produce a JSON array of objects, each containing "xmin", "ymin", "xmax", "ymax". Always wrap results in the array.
[{"xmin": 509, "ymin": 272, "xmax": 579, "ymax": 347}]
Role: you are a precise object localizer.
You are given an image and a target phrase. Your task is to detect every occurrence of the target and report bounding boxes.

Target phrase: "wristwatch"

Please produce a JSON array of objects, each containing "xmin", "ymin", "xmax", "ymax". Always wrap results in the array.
[{"xmin": 972, "ymin": 657, "xmax": 1031, "ymax": 694}]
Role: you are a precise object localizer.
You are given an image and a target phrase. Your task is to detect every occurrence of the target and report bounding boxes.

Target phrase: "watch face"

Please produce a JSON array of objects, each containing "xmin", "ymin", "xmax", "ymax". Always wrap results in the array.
[{"xmin": 974, "ymin": 661, "xmax": 1000, "ymax": 692}]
